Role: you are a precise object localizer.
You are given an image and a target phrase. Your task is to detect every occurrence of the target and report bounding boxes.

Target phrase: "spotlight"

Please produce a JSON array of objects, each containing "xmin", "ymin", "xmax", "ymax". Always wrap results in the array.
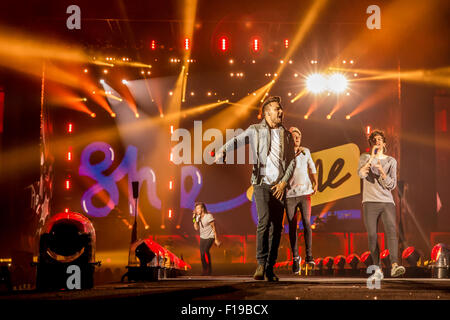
[
  {"xmin": 334, "ymin": 255, "xmax": 346, "ymax": 274},
  {"xmin": 314, "ymin": 258, "xmax": 323, "ymax": 271},
  {"xmin": 83, "ymin": 68, "xmax": 88, "ymax": 73},
  {"xmin": 36, "ymin": 212, "xmax": 97, "ymax": 290},
  {"xmin": 103, "ymin": 69, "xmax": 108, "ymax": 74},
  {"xmin": 346, "ymin": 115, "xmax": 351, "ymax": 120},
  {"xmin": 306, "ymin": 73, "xmax": 327, "ymax": 94},
  {"xmin": 323, "ymin": 256, "xmax": 334, "ymax": 270},
  {"xmin": 110, "ymin": 113, "xmax": 116, "ymax": 118},
  {"xmin": 135, "ymin": 113, "xmax": 140, "ymax": 118},
  {"xmin": 99, "ymin": 79, "xmax": 105, "ymax": 84},
  {"xmin": 431, "ymin": 243, "xmax": 449, "ymax": 279},
  {"xmin": 402, "ymin": 246, "xmax": 421, "ymax": 267},
  {"xmin": 346, "ymin": 254, "xmax": 360, "ymax": 268},
  {"xmin": 380, "ymin": 249, "xmax": 391, "ymax": 268},
  {"xmin": 229, "ymin": 59, "xmax": 234, "ymax": 64},
  {"xmin": 122, "ymin": 79, "xmax": 128, "ymax": 84},
  {"xmin": 360, "ymin": 251, "xmax": 373, "ymax": 267},
  {"xmin": 90, "ymin": 113, "xmax": 96, "ymax": 118},
  {"xmin": 327, "ymin": 73, "xmax": 348, "ymax": 93},
  {"xmin": 326, "ymin": 114, "xmax": 331, "ymax": 120},
  {"xmin": 304, "ymin": 115, "xmax": 308, "ymax": 120}
]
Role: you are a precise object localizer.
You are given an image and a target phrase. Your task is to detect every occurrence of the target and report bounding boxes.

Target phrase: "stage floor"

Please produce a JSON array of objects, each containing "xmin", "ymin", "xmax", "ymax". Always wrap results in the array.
[{"xmin": 1, "ymin": 276, "xmax": 449, "ymax": 300}]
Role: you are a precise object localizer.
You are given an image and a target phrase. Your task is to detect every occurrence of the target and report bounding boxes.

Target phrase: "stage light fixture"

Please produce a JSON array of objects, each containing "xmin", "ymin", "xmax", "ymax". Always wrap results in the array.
[
  {"xmin": 323, "ymin": 256, "xmax": 334, "ymax": 270},
  {"xmin": 229, "ymin": 59, "xmax": 234, "ymax": 64},
  {"xmin": 184, "ymin": 37, "xmax": 190, "ymax": 50},
  {"xmin": 122, "ymin": 79, "xmax": 128, "ymax": 84},
  {"xmin": 284, "ymin": 39, "xmax": 289, "ymax": 49},
  {"xmin": 99, "ymin": 79, "xmax": 105, "ymax": 84},
  {"xmin": 219, "ymin": 36, "xmax": 229, "ymax": 52},
  {"xmin": 111, "ymin": 113, "xmax": 116, "ymax": 118},
  {"xmin": 151, "ymin": 40, "xmax": 156, "ymax": 50},
  {"xmin": 380, "ymin": 249, "xmax": 391, "ymax": 267},
  {"xmin": 430, "ymin": 243, "xmax": 449, "ymax": 279},
  {"xmin": 402, "ymin": 246, "xmax": 421, "ymax": 267},
  {"xmin": 304, "ymin": 115, "xmax": 308, "ymax": 120},
  {"xmin": 135, "ymin": 113, "xmax": 140, "ymax": 118},
  {"xmin": 168, "ymin": 209, "xmax": 173, "ymax": 219},
  {"xmin": 36, "ymin": 212, "xmax": 97, "ymax": 290},
  {"xmin": 346, "ymin": 253, "xmax": 360, "ymax": 269},
  {"xmin": 251, "ymin": 37, "xmax": 260, "ymax": 53},
  {"xmin": 326, "ymin": 114, "xmax": 331, "ymax": 120},
  {"xmin": 366, "ymin": 126, "xmax": 371, "ymax": 135},
  {"xmin": 314, "ymin": 258, "xmax": 323, "ymax": 270},
  {"xmin": 346, "ymin": 115, "xmax": 351, "ymax": 120},
  {"xmin": 103, "ymin": 69, "xmax": 108, "ymax": 74},
  {"xmin": 334, "ymin": 255, "xmax": 346, "ymax": 269},
  {"xmin": 83, "ymin": 68, "xmax": 88, "ymax": 73},
  {"xmin": 360, "ymin": 251, "xmax": 373, "ymax": 266},
  {"xmin": 68, "ymin": 123, "xmax": 73, "ymax": 133},
  {"xmin": 306, "ymin": 73, "xmax": 327, "ymax": 94},
  {"xmin": 327, "ymin": 73, "xmax": 348, "ymax": 93}
]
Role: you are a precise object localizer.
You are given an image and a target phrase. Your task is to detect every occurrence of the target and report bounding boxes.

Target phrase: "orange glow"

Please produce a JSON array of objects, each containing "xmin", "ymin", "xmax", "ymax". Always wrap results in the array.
[{"xmin": 168, "ymin": 209, "xmax": 173, "ymax": 219}]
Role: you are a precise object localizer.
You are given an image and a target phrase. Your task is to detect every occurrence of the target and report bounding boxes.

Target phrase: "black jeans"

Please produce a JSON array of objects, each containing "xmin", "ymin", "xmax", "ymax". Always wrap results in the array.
[
  {"xmin": 200, "ymin": 238, "xmax": 215, "ymax": 274},
  {"xmin": 285, "ymin": 195, "xmax": 312, "ymax": 259},
  {"xmin": 253, "ymin": 184, "xmax": 285, "ymax": 268},
  {"xmin": 362, "ymin": 202, "xmax": 399, "ymax": 266}
]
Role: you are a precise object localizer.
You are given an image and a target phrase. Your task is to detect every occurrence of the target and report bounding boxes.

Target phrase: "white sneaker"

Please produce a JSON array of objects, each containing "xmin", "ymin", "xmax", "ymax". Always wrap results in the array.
[
  {"xmin": 368, "ymin": 267, "xmax": 384, "ymax": 280},
  {"xmin": 391, "ymin": 264, "xmax": 406, "ymax": 277}
]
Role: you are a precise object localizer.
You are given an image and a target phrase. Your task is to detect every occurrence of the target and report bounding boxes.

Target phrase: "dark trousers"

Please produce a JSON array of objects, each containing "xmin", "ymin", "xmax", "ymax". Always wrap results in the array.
[
  {"xmin": 200, "ymin": 238, "xmax": 215, "ymax": 274},
  {"xmin": 253, "ymin": 184, "xmax": 285, "ymax": 268},
  {"xmin": 286, "ymin": 195, "xmax": 312, "ymax": 259},
  {"xmin": 363, "ymin": 202, "xmax": 399, "ymax": 266}
]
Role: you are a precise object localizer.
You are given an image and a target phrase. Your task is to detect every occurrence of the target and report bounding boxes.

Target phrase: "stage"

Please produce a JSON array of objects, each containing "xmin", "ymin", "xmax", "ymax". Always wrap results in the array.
[{"xmin": 2, "ymin": 276, "xmax": 449, "ymax": 301}]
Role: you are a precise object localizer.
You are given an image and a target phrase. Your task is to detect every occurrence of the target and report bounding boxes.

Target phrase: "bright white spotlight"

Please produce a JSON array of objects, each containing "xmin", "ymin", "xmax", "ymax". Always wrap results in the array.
[
  {"xmin": 327, "ymin": 73, "xmax": 348, "ymax": 93},
  {"xmin": 99, "ymin": 79, "xmax": 105, "ymax": 84},
  {"xmin": 122, "ymin": 79, "xmax": 128, "ymax": 84},
  {"xmin": 306, "ymin": 73, "xmax": 327, "ymax": 94}
]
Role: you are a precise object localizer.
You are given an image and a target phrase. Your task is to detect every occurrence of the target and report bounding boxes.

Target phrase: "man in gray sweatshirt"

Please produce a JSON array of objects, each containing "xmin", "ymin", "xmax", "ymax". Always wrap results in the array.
[{"xmin": 358, "ymin": 130, "xmax": 405, "ymax": 279}]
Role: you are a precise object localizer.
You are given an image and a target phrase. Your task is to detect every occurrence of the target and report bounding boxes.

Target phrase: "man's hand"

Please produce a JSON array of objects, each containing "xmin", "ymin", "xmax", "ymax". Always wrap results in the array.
[
  {"xmin": 312, "ymin": 183, "xmax": 318, "ymax": 195},
  {"xmin": 271, "ymin": 181, "xmax": 287, "ymax": 200},
  {"xmin": 359, "ymin": 165, "xmax": 370, "ymax": 177},
  {"xmin": 372, "ymin": 160, "xmax": 386, "ymax": 179},
  {"xmin": 215, "ymin": 239, "xmax": 222, "ymax": 247},
  {"xmin": 213, "ymin": 151, "xmax": 224, "ymax": 164}
]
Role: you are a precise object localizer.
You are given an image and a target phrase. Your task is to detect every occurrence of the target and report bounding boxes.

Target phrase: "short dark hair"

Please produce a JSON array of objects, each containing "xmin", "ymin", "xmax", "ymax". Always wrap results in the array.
[
  {"xmin": 261, "ymin": 96, "xmax": 282, "ymax": 115},
  {"xmin": 194, "ymin": 202, "xmax": 208, "ymax": 213},
  {"xmin": 368, "ymin": 130, "xmax": 386, "ymax": 146}
]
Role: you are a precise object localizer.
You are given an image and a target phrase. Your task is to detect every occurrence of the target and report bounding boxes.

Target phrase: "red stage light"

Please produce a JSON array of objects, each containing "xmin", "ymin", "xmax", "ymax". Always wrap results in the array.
[
  {"xmin": 219, "ymin": 36, "xmax": 229, "ymax": 52},
  {"xmin": 67, "ymin": 151, "xmax": 72, "ymax": 161},
  {"xmin": 65, "ymin": 179, "xmax": 71, "ymax": 190},
  {"xmin": 168, "ymin": 209, "xmax": 173, "ymax": 218},
  {"xmin": 284, "ymin": 39, "xmax": 289, "ymax": 49},
  {"xmin": 68, "ymin": 123, "xmax": 73, "ymax": 133},
  {"xmin": 184, "ymin": 38, "xmax": 190, "ymax": 50},
  {"xmin": 366, "ymin": 125, "xmax": 371, "ymax": 135},
  {"xmin": 402, "ymin": 246, "xmax": 416, "ymax": 259},
  {"xmin": 380, "ymin": 249, "xmax": 390, "ymax": 259},
  {"xmin": 151, "ymin": 40, "xmax": 156, "ymax": 50},
  {"xmin": 431, "ymin": 243, "xmax": 445, "ymax": 261},
  {"xmin": 251, "ymin": 37, "xmax": 261, "ymax": 53},
  {"xmin": 360, "ymin": 251, "xmax": 373, "ymax": 266}
]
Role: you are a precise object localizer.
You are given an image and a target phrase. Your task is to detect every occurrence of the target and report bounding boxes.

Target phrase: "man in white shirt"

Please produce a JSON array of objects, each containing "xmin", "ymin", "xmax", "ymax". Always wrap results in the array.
[{"xmin": 285, "ymin": 127, "xmax": 318, "ymax": 274}]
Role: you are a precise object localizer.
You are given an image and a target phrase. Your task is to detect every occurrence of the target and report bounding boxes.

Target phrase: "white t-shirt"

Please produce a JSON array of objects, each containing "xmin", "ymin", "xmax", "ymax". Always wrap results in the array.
[
  {"xmin": 198, "ymin": 213, "xmax": 215, "ymax": 239},
  {"xmin": 286, "ymin": 148, "xmax": 317, "ymax": 198},
  {"xmin": 262, "ymin": 128, "xmax": 282, "ymax": 185}
]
